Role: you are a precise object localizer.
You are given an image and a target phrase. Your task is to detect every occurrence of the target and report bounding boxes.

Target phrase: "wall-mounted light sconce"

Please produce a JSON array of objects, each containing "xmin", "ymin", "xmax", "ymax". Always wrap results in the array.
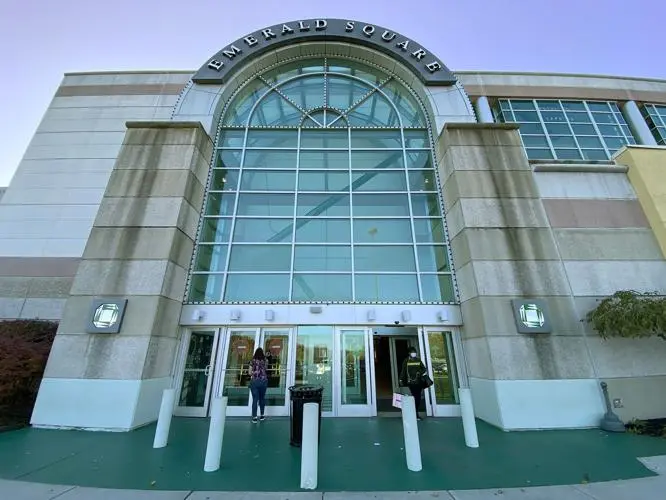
[
  {"xmin": 191, "ymin": 309, "xmax": 205, "ymax": 322},
  {"xmin": 86, "ymin": 298, "xmax": 128, "ymax": 334},
  {"xmin": 437, "ymin": 310, "xmax": 449, "ymax": 322},
  {"xmin": 367, "ymin": 309, "xmax": 376, "ymax": 322},
  {"xmin": 230, "ymin": 309, "xmax": 241, "ymax": 321},
  {"xmin": 401, "ymin": 310, "xmax": 412, "ymax": 322},
  {"xmin": 265, "ymin": 309, "xmax": 275, "ymax": 321},
  {"xmin": 309, "ymin": 305, "xmax": 323, "ymax": 314}
]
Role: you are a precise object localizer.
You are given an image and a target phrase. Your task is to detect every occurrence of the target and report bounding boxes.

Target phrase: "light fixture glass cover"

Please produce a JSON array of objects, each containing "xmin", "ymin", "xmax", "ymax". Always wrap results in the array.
[{"xmin": 93, "ymin": 304, "xmax": 120, "ymax": 328}]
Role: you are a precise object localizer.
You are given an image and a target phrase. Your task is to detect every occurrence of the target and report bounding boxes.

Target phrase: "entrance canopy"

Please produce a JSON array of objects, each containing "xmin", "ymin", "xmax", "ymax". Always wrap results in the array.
[{"xmin": 193, "ymin": 18, "xmax": 457, "ymax": 86}]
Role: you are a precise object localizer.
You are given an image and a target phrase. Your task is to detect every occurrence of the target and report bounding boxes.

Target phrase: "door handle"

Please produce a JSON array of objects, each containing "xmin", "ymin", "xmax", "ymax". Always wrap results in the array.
[{"xmin": 204, "ymin": 364, "xmax": 212, "ymax": 376}]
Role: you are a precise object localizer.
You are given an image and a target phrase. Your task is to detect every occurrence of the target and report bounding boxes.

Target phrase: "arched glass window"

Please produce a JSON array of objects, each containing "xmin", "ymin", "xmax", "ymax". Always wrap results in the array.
[{"xmin": 188, "ymin": 57, "xmax": 456, "ymax": 304}]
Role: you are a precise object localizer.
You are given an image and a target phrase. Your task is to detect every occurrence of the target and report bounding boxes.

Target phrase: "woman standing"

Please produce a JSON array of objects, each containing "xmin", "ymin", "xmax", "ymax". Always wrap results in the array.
[
  {"xmin": 399, "ymin": 346, "xmax": 427, "ymax": 421},
  {"xmin": 248, "ymin": 347, "xmax": 268, "ymax": 423}
]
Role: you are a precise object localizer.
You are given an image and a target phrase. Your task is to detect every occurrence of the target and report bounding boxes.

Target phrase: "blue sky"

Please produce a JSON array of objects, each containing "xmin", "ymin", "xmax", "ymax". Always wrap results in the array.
[{"xmin": 0, "ymin": 0, "xmax": 661, "ymax": 185}]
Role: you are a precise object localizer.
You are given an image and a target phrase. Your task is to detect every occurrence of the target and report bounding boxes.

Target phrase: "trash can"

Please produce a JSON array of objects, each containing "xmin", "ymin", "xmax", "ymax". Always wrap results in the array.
[{"xmin": 288, "ymin": 384, "xmax": 323, "ymax": 447}]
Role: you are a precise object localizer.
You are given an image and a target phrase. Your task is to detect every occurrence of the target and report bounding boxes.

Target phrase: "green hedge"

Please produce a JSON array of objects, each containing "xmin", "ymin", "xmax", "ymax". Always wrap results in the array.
[{"xmin": 0, "ymin": 320, "xmax": 57, "ymax": 426}]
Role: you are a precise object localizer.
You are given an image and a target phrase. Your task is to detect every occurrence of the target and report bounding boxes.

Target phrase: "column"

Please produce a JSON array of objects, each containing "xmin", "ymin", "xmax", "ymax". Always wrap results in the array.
[
  {"xmin": 473, "ymin": 96, "xmax": 494, "ymax": 123},
  {"xmin": 622, "ymin": 100, "xmax": 657, "ymax": 146},
  {"xmin": 31, "ymin": 122, "xmax": 213, "ymax": 431}
]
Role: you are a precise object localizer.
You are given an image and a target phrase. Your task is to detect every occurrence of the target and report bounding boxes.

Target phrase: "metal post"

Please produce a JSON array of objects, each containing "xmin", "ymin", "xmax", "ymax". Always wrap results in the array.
[
  {"xmin": 458, "ymin": 388, "xmax": 479, "ymax": 448},
  {"xmin": 204, "ymin": 396, "xmax": 228, "ymax": 472},
  {"xmin": 400, "ymin": 395, "xmax": 422, "ymax": 472},
  {"xmin": 474, "ymin": 96, "xmax": 494, "ymax": 123},
  {"xmin": 300, "ymin": 402, "xmax": 319, "ymax": 489},
  {"xmin": 152, "ymin": 388, "xmax": 176, "ymax": 449},
  {"xmin": 600, "ymin": 382, "xmax": 625, "ymax": 433}
]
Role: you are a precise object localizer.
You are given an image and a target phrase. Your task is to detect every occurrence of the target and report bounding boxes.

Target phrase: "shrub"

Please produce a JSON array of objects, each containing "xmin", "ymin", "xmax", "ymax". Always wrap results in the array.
[
  {"xmin": 0, "ymin": 320, "xmax": 57, "ymax": 425},
  {"xmin": 586, "ymin": 290, "xmax": 666, "ymax": 340}
]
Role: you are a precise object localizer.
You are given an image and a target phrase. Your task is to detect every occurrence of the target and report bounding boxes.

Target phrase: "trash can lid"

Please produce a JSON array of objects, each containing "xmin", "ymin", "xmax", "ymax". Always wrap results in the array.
[{"xmin": 288, "ymin": 384, "xmax": 324, "ymax": 394}]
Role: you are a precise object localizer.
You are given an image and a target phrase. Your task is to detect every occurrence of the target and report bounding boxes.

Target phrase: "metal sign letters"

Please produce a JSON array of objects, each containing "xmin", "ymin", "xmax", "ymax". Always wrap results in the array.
[{"xmin": 192, "ymin": 19, "xmax": 457, "ymax": 86}]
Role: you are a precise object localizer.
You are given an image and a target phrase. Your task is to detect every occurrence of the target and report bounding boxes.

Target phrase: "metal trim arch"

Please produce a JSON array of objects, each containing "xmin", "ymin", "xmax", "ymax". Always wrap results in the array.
[{"xmin": 193, "ymin": 19, "xmax": 457, "ymax": 87}]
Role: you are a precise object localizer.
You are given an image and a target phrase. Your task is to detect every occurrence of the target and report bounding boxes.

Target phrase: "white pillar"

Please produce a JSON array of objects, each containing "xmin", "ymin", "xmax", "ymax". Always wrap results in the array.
[
  {"xmin": 300, "ymin": 402, "xmax": 319, "ymax": 490},
  {"xmin": 459, "ymin": 388, "xmax": 479, "ymax": 448},
  {"xmin": 474, "ymin": 96, "xmax": 494, "ymax": 123},
  {"xmin": 622, "ymin": 100, "xmax": 657, "ymax": 145},
  {"xmin": 400, "ymin": 395, "xmax": 422, "ymax": 472},
  {"xmin": 152, "ymin": 388, "xmax": 175, "ymax": 449},
  {"xmin": 203, "ymin": 396, "xmax": 228, "ymax": 472}
]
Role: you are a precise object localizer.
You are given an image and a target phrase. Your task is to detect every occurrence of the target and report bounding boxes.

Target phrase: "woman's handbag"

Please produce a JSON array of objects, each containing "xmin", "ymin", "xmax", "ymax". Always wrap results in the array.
[{"xmin": 421, "ymin": 373, "xmax": 434, "ymax": 389}]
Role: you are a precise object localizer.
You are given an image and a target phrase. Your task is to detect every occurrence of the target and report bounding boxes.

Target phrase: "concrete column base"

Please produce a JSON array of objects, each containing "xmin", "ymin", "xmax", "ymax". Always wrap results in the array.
[{"xmin": 31, "ymin": 377, "xmax": 172, "ymax": 431}]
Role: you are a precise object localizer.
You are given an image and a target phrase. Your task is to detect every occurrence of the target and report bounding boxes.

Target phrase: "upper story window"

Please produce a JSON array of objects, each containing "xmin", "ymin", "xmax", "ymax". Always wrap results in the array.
[
  {"xmin": 494, "ymin": 99, "xmax": 636, "ymax": 161},
  {"xmin": 641, "ymin": 104, "xmax": 666, "ymax": 145}
]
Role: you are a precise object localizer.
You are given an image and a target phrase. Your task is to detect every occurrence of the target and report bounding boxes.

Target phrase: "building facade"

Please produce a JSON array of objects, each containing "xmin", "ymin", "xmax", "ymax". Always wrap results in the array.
[{"xmin": 1, "ymin": 18, "xmax": 665, "ymax": 432}]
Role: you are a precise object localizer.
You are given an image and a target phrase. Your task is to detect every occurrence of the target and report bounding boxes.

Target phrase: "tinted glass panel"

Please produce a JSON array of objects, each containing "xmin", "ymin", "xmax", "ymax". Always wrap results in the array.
[
  {"xmin": 354, "ymin": 246, "xmax": 416, "ymax": 272},
  {"xmin": 352, "ymin": 194, "xmax": 410, "ymax": 216},
  {"xmin": 244, "ymin": 150, "xmax": 297, "ymax": 169},
  {"xmin": 228, "ymin": 245, "xmax": 292, "ymax": 271},
  {"xmin": 351, "ymin": 150, "xmax": 404, "ymax": 169},
  {"xmin": 297, "ymin": 194, "xmax": 350, "ymax": 217},
  {"xmin": 292, "ymin": 274, "xmax": 352, "ymax": 301},
  {"xmin": 295, "ymin": 218, "xmax": 350, "ymax": 243},
  {"xmin": 417, "ymin": 245, "xmax": 450, "ymax": 272},
  {"xmin": 299, "ymin": 171, "xmax": 350, "ymax": 191},
  {"xmin": 205, "ymin": 193, "xmax": 236, "ymax": 216},
  {"xmin": 224, "ymin": 274, "xmax": 290, "ymax": 301},
  {"xmin": 236, "ymin": 193, "xmax": 294, "ymax": 216},
  {"xmin": 300, "ymin": 130, "xmax": 348, "ymax": 148},
  {"xmin": 232, "ymin": 218, "xmax": 292, "ymax": 243},
  {"xmin": 240, "ymin": 171, "xmax": 295, "ymax": 191},
  {"xmin": 200, "ymin": 217, "xmax": 232, "ymax": 242},
  {"xmin": 408, "ymin": 170, "xmax": 437, "ymax": 191},
  {"xmin": 353, "ymin": 219, "xmax": 413, "ymax": 243},
  {"xmin": 293, "ymin": 245, "xmax": 352, "ymax": 271},
  {"xmin": 210, "ymin": 169, "xmax": 240, "ymax": 191},
  {"xmin": 411, "ymin": 193, "xmax": 441, "ymax": 217},
  {"xmin": 193, "ymin": 245, "xmax": 228, "ymax": 273},
  {"xmin": 189, "ymin": 274, "xmax": 225, "ymax": 302},
  {"xmin": 219, "ymin": 130, "xmax": 244, "ymax": 148},
  {"xmin": 351, "ymin": 171, "xmax": 406, "ymax": 191},
  {"xmin": 216, "ymin": 150, "xmax": 243, "ymax": 169},
  {"xmin": 420, "ymin": 274, "xmax": 456, "ymax": 302},
  {"xmin": 355, "ymin": 274, "xmax": 419, "ymax": 301},
  {"xmin": 300, "ymin": 151, "xmax": 348, "ymax": 169},
  {"xmin": 350, "ymin": 129, "xmax": 402, "ymax": 149},
  {"xmin": 246, "ymin": 129, "xmax": 298, "ymax": 148},
  {"xmin": 413, "ymin": 218, "xmax": 445, "ymax": 243},
  {"xmin": 404, "ymin": 130, "xmax": 429, "ymax": 148}
]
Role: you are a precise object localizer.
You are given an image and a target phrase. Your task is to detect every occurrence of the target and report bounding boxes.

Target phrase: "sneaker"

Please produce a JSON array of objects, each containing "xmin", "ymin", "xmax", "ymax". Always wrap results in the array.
[
  {"xmin": 259, "ymin": 415, "xmax": 266, "ymax": 422},
  {"xmin": 252, "ymin": 417, "xmax": 258, "ymax": 423}
]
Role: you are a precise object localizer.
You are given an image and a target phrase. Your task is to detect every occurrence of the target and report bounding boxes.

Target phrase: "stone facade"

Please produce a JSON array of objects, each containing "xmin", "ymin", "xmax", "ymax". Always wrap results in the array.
[
  {"xmin": 31, "ymin": 122, "xmax": 213, "ymax": 431},
  {"xmin": 436, "ymin": 123, "xmax": 666, "ymax": 429}
]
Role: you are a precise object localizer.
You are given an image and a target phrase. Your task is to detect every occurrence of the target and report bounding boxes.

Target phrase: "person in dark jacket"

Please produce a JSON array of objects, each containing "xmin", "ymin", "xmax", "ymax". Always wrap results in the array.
[{"xmin": 399, "ymin": 346, "xmax": 427, "ymax": 420}]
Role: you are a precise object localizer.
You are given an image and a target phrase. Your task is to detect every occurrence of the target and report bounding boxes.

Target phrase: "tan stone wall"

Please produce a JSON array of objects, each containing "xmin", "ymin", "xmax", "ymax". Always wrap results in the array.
[
  {"xmin": 436, "ymin": 124, "xmax": 595, "ymax": 383},
  {"xmin": 42, "ymin": 122, "xmax": 212, "ymax": 383}
]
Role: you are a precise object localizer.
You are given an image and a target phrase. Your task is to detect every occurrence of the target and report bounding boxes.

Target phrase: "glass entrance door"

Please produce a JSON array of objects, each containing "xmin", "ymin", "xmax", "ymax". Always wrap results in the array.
[
  {"xmin": 420, "ymin": 328, "xmax": 463, "ymax": 417},
  {"xmin": 175, "ymin": 329, "xmax": 222, "ymax": 417},
  {"xmin": 334, "ymin": 328, "xmax": 374, "ymax": 417},
  {"xmin": 220, "ymin": 328, "xmax": 294, "ymax": 417}
]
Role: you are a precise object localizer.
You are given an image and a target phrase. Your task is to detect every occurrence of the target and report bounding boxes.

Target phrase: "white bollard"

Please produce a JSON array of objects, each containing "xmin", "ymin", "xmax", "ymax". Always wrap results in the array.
[
  {"xmin": 400, "ymin": 395, "xmax": 422, "ymax": 472},
  {"xmin": 203, "ymin": 396, "xmax": 228, "ymax": 472},
  {"xmin": 153, "ymin": 388, "xmax": 176, "ymax": 449},
  {"xmin": 300, "ymin": 402, "xmax": 319, "ymax": 490},
  {"xmin": 459, "ymin": 388, "xmax": 479, "ymax": 448}
]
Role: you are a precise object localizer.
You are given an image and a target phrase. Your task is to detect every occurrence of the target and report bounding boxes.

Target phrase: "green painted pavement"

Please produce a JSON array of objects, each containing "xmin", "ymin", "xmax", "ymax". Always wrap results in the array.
[{"xmin": 1, "ymin": 417, "xmax": 666, "ymax": 492}]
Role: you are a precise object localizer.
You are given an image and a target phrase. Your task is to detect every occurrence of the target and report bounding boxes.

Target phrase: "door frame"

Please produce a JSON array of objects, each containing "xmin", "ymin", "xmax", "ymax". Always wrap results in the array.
[
  {"xmin": 333, "ymin": 327, "xmax": 375, "ymax": 417},
  {"xmin": 216, "ymin": 326, "xmax": 297, "ymax": 417},
  {"xmin": 173, "ymin": 328, "xmax": 223, "ymax": 417},
  {"xmin": 419, "ymin": 327, "xmax": 464, "ymax": 417}
]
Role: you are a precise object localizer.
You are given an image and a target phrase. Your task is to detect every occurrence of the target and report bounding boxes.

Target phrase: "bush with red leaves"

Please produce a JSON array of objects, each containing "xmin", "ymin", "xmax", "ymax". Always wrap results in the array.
[{"xmin": 0, "ymin": 320, "xmax": 57, "ymax": 427}]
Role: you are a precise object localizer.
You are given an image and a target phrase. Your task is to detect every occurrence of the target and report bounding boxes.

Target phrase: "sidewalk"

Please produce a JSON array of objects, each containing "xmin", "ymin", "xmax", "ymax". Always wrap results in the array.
[{"xmin": 1, "ymin": 465, "xmax": 666, "ymax": 500}]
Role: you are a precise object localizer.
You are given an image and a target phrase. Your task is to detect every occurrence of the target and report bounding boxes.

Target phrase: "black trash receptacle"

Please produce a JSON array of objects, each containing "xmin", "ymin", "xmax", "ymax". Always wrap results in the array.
[{"xmin": 288, "ymin": 384, "xmax": 323, "ymax": 447}]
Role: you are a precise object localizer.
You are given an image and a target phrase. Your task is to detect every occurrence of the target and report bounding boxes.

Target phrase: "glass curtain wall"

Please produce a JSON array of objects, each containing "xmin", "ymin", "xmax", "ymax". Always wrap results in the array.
[
  {"xmin": 188, "ymin": 57, "xmax": 456, "ymax": 304},
  {"xmin": 641, "ymin": 104, "xmax": 666, "ymax": 144},
  {"xmin": 495, "ymin": 99, "xmax": 636, "ymax": 160}
]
